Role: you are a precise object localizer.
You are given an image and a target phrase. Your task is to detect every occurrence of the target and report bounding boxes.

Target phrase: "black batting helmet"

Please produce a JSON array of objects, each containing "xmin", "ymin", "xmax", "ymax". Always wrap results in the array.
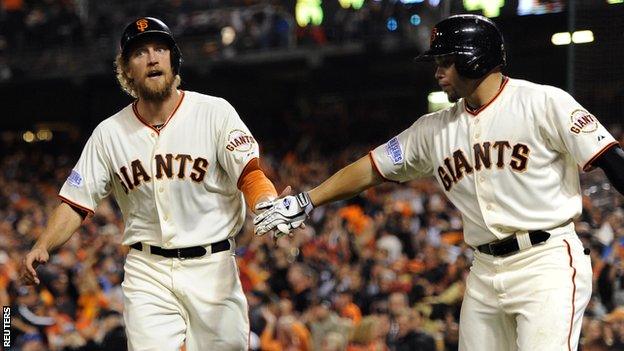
[
  {"xmin": 120, "ymin": 17, "xmax": 183, "ymax": 74},
  {"xmin": 415, "ymin": 14, "xmax": 506, "ymax": 79}
]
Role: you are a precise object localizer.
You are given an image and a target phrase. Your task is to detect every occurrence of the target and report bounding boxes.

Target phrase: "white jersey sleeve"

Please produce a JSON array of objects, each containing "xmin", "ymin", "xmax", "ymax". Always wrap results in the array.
[
  {"xmin": 59, "ymin": 128, "xmax": 112, "ymax": 214},
  {"xmin": 542, "ymin": 87, "xmax": 618, "ymax": 171},
  {"xmin": 370, "ymin": 116, "xmax": 434, "ymax": 182},
  {"xmin": 216, "ymin": 101, "xmax": 260, "ymax": 186}
]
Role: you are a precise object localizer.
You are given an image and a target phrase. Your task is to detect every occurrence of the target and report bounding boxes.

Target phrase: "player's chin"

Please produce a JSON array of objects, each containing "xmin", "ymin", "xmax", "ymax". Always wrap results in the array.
[
  {"xmin": 138, "ymin": 80, "xmax": 174, "ymax": 100},
  {"xmin": 447, "ymin": 92, "xmax": 459, "ymax": 103}
]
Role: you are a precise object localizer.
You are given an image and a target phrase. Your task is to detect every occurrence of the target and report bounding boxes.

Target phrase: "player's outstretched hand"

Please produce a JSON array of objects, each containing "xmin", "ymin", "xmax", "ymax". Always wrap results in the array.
[
  {"xmin": 20, "ymin": 247, "xmax": 49, "ymax": 285},
  {"xmin": 254, "ymin": 192, "xmax": 314, "ymax": 238}
]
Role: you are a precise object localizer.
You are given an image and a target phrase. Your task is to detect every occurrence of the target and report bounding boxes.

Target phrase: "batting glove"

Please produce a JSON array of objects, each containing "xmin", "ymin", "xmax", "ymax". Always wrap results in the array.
[{"xmin": 253, "ymin": 192, "xmax": 314, "ymax": 237}]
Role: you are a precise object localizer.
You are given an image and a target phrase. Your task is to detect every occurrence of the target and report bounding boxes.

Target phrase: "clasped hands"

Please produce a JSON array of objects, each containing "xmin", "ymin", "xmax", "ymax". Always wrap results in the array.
[{"xmin": 253, "ymin": 191, "xmax": 313, "ymax": 239}]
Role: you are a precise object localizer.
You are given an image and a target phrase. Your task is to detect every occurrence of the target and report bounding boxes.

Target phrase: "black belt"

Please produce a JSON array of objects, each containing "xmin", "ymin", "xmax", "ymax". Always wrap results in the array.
[
  {"xmin": 130, "ymin": 239, "xmax": 230, "ymax": 259},
  {"xmin": 477, "ymin": 230, "xmax": 551, "ymax": 257}
]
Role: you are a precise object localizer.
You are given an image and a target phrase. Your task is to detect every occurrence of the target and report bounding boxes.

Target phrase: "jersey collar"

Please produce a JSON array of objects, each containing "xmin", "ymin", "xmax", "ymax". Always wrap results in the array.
[
  {"xmin": 132, "ymin": 90, "xmax": 185, "ymax": 134},
  {"xmin": 464, "ymin": 76, "xmax": 509, "ymax": 116}
]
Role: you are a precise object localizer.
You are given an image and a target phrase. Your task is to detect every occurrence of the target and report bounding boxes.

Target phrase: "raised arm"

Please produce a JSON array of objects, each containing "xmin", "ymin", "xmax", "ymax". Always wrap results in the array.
[
  {"xmin": 308, "ymin": 154, "xmax": 384, "ymax": 207},
  {"xmin": 253, "ymin": 155, "xmax": 384, "ymax": 236},
  {"xmin": 20, "ymin": 202, "xmax": 83, "ymax": 285}
]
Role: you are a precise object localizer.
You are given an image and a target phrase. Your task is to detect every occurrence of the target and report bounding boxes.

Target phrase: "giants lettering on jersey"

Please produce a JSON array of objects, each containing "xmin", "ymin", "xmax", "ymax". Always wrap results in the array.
[
  {"xmin": 437, "ymin": 141, "xmax": 530, "ymax": 191},
  {"xmin": 569, "ymin": 109, "xmax": 598, "ymax": 135},
  {"xmin": 226, "ymin": 129, "xmax": 256, "ymax": 152},
  {"xmin": 114, "ymin": 153, "xmax": 209, "ymax": 193}
]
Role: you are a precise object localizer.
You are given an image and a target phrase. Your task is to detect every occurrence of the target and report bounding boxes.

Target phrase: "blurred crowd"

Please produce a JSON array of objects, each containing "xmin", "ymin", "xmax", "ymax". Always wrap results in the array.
[
  {"xmin": 0, "ymin": 0, "xmax": 435, "ymax": 81},
  {"xmin": 1, "ymin": 124, "xmax": 624, "ymax": 351}
]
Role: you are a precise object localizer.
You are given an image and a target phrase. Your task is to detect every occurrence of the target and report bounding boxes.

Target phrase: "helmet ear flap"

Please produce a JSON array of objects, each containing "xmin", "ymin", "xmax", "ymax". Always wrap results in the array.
[
  {"xmin": 454, "ymin": 54, "xmax": 483, "ymax": 79},
  {"xmin": 171, "ymin": 48, "xmax": 183, "ymax": 75}
]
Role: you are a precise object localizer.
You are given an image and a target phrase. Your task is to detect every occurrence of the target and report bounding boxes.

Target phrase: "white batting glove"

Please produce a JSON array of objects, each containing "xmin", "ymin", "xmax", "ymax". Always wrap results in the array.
[{"xmin": 253, "ymin": 192, "xmax": 314, "ymax": 237}]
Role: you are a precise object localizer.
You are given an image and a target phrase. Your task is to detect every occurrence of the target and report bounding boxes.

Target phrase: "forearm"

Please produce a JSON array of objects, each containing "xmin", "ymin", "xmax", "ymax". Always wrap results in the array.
[
  {"xmin": 593, "ymin": 145, "xmax": 624, "ymax": 196},
  {"xmin": 238, "ymin": 158, "xmax": 278, "ymax": 212},
  {"xmin": 33, "ymin": 202, "xmax": 83, "ymax": 252},
  {"xmin": 309, "ymin": 155, "xmax": 383, "ymax": 207}
]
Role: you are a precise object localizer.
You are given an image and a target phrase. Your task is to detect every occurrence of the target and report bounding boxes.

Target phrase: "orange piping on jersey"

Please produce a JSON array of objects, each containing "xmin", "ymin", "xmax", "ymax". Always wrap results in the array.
[
  {"xmin": 132, "ymin": 90, "xmax": 186, "ymax": 135},
  {"xmin": 581, "ymin": 141, "xmax": 619, "ymax": 172},
  {"xmin": 464, "ymin": 76, "xmax": 509, "ymax": 116},
  {"xmin": 58, "ymin": 195, "xmax": 95, "ymax": 216},
  {"xmin": 368, "ymin": 151, "xmax": 399, "ymax": 184},
  {"xmin": 563, "ymin": 239, "xmax": 576, "ymax": 351}
]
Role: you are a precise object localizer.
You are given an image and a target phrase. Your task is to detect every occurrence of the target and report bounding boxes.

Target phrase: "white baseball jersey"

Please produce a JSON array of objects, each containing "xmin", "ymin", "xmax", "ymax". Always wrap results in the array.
[
  {"xmin": 371, "ymin": 77, "xmax": 618, "ymax": 246},
  {"xmin": 59, "ymin": 91, "xmax": 260, "ymax": 248}
]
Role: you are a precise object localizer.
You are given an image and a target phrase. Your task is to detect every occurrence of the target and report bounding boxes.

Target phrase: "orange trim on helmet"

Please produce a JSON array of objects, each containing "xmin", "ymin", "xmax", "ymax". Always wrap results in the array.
[
  {"xmin": 464, "ymin": 76, "xmax": 509, "ymax": 117},
  {"xmin": 132, "ymin": 90, "xmax": 185, "ymax": 134}
]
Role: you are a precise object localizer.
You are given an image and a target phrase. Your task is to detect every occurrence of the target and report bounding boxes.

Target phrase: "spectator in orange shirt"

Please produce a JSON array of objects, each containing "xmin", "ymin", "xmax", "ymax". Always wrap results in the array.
[
  {"xmin": 260, "ymin": 306, "xmax": 312, "ymax": 351},
  {"xmin": 335, "ymin": 290, "xmax": 362, "ymax": 325}
]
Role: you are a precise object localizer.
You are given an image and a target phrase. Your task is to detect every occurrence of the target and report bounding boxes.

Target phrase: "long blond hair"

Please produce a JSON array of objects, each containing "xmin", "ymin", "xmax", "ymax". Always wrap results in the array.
[{"xmin": 114, "ymin": 53, "xmax": 181, "ymax": 98}]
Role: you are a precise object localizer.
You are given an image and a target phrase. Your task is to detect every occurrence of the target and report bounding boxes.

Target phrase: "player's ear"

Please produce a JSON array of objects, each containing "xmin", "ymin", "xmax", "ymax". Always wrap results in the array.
[{"xmin": 123, "ymin": 64, "xmax": 135, "ymax": 83}]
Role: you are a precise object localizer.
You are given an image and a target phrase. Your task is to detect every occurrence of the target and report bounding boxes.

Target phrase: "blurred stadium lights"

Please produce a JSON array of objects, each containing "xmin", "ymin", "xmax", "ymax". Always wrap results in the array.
[
  {"xmin": 428, "ymin": 91, "xmax": 452, "ymax": 112},
  {"xmin": 552, "ymin": 32, "xmax": 571, "ymax": 45},
  {"xmin": 36, "ymin": 129, "xmax": 53, "ymax": 141},
  {"xmin": 551, "ymin": 30, "xmax": 594, "ymax": 45},
  {"xmin": 338, "ymin": 0, "xmax": 365, "ymax": 10},
  {"xmin": 607, "ymin": 0, "xmax": 623, "ymax": 4},
  {"xmin": 410, "ymin": 14, "xmax": 422, "ymax": 26},
  {"xmin": 399, "ymin": 0, "xmax": 424, "ymax": 4},
  {"xmin": 20, "ymin": 129, "xmax": 54, "ymax": 143},
  {"xmin": 463, "ymin": 0, "xmax": 505, "ymax": 17},
  {"xmin": 221, "ymin": 26, "xmax": 236, "ymax": 46},
  {"xmin": 296, "ymin": 0, "xmax": 323, "ymax": 26},
  {"xmin": 571, "ymin": 30, "xmax": 594, "ymax": 44},
  {"xmin": 428, "ymin": 0, "xmax": 441, "ymax": 6},
  {"xmin": 517, "ymin": 0, "xmax": 564, "ymax": 15},
  {"xmin": 387, "ymin": 17, "xmax": 399, "ymax": 31},
  {"xmin": 22, "ymin": 131, "xmax": 35, "ymax": 143}
]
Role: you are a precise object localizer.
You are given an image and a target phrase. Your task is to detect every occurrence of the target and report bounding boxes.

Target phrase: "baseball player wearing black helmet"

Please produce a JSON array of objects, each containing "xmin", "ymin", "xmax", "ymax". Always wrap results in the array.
[{"xmin": 254, "ymin": 14, "xmax": 624, "ymax": 351}]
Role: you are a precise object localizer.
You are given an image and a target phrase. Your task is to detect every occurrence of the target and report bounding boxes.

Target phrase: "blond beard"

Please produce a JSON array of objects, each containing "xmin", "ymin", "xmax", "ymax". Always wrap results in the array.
[{"xmin": 135, "ymin": 72, "xmax": 176, "ymax": 102}]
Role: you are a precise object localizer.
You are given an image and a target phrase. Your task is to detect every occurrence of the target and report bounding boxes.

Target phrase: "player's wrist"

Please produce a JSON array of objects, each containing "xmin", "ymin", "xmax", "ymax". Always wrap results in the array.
[
  {"xmin": 296, "ymin": 192, "xmax": 314, "ymax": 216},
  {"xmin": 255, "ymin": 195, "xmax": 276, "ymax": 206}
]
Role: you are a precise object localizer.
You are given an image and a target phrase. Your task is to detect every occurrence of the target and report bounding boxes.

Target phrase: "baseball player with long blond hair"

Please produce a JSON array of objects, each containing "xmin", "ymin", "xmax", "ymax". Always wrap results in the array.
[{"xmin": 20, "ymin": 17, "xmax": 280, "ymax": 351}]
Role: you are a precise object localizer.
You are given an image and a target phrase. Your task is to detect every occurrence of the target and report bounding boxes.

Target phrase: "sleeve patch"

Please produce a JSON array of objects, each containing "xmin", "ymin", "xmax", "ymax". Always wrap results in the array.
[
  {"xmin": 569, "ymin": 109, "xmax": 598, "ymax": 135},
  {"xmin": 225, "ymin": 129, "xmax": 256, "ymax": 152},
  {"xmin": 385, "ymin": 137, "xmax": 404, "ymax": 165},
  {"xmin": 67, "ymin": 170, "xmax": 83, "ymax": 187}
]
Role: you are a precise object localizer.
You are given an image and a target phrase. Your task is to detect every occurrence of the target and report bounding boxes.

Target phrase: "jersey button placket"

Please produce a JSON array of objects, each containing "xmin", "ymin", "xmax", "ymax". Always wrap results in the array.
[{"xmin": 150, "ymin": 133, "xmax": 173, "ymax": 244}]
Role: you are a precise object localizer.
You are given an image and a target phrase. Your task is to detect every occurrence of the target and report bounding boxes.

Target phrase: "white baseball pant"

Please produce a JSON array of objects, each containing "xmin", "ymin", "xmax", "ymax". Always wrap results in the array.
[
  {"xmin": 121, "ymin": 240, "xmax": 249, "ymax": 351},
  {"xmin": 459, "ymin": 231, "xmax": 592, "ymax": 351}
]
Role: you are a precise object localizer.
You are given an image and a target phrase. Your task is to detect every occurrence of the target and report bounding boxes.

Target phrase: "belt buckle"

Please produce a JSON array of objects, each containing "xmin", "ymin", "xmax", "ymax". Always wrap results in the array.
[
  {"xmin": 176, "ymin": 249, "xmax": 186, "ymax": 260},
  {"xmin": 487, "ymin": 242, "xmax": 496, "ymax": 255}
]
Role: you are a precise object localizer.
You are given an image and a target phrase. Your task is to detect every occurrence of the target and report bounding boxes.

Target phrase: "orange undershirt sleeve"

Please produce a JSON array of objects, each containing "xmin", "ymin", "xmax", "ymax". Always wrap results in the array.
[{"xmin": 237, "ymin": 158, "xmax": 278, "ymax": 209}]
